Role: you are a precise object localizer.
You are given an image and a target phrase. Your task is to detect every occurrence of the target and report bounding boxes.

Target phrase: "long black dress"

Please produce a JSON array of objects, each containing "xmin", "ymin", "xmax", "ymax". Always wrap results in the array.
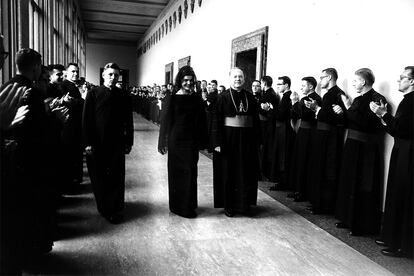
[
  {"xmin": 335, "ymin": 89, "xmax": 386, "ymax": 235},
  {"xmin": 380, "ymin": 91, "xmax": 413, "ymax": 256},
  {"xmin": 289, "ymin": 91, "xmax": 322, "ymax": 199},
  {"xmin": 83, "ymin": 85, "xmax": 134, "ymax": 218},
  {"xmin": 211, "ymin": 88, "xmax": 260, "ymax": 213},
  {"xmin": 158, "ymin": 93, "xmax": 207, "ymax": 217}
]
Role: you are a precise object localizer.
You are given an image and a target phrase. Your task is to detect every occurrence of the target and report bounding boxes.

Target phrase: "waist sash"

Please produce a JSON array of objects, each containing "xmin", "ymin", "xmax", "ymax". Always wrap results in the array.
[
  {"xmin": 300, "ymin": 121, "xmax": 314, "ymax": 129},
  {"xmin": 259, "ymin": 114, "xmax": 268, "ymax": 121},
  {"xmin": 394, "ymin": 137, "xmax": 412, "ymax": 149},
  {"xmin": 275, "ymin": 120, "xmax": 285, "ymax": 127},
  {"xmin": 347, "ymin": 129, "xmax": 372, "ymax": 142},
  {"xmin": 224, "ymin": 115, "xmax": 253, "ymax": 128},
  {"xmin": 317, "ymin": 121, "xmax": 335, "ymax": 131}
]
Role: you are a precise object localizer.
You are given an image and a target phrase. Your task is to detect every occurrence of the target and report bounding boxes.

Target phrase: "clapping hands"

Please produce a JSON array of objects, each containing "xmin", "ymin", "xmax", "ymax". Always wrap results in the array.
[
  {"xmin": 304, "ymin": 98, "xmax": 318, "ymax": 112},
  {"xmin": 260, "ymin": 102, "xmax": 273, "ymax": 111},
  {"xmin": 369, "ymin": 99, "xmax": 387, "ymax": 117}
]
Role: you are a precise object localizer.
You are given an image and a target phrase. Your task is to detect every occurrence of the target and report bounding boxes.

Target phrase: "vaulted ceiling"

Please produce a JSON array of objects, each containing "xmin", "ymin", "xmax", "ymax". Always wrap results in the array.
[{"xmin": 79, "ymin": 0, "xmax": 170, "ymax": 45}]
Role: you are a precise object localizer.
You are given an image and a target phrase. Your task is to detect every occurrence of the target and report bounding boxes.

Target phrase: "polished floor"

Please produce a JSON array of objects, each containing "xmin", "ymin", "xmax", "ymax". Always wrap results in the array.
[{"xmin": 27, "ymin": 114, "xmax": 394, "ymax": 275}]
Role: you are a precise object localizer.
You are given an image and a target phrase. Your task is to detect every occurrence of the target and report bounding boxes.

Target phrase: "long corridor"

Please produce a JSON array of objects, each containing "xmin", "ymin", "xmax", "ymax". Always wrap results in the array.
[{"xmin": 27, "ymin": 114, "xmax": 393, "ymax": 275}]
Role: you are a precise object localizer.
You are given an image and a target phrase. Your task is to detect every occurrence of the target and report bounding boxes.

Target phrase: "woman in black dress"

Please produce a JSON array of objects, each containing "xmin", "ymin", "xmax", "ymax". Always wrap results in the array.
[{"xmin": 158, "ymin": 66, "xmax": 207, "ymax": 218}]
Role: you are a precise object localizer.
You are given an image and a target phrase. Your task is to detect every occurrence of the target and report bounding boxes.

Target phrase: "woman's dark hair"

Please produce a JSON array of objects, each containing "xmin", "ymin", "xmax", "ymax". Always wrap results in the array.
[{"xmin": 173, "ymin": 65, "xmax": 197, "ymax": 93}]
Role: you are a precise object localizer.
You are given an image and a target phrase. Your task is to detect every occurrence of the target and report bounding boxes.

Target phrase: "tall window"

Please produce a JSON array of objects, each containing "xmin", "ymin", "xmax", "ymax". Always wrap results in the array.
[{"xmin": 1, "ymin": 0, "xmax": 86, "ymax": 82}]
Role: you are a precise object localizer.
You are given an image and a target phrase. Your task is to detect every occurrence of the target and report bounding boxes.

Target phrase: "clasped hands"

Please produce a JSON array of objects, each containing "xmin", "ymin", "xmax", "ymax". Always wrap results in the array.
[{"xmin": 260, "ymin": 102, "xmax": 273, "ymax": 111}]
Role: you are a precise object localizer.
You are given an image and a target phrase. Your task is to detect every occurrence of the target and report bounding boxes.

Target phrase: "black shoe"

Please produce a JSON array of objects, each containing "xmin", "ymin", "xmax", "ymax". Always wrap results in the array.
[
  {"xmin": 32, "ymin": 243, "xmax": 53, "ymax": 256},
  {"xmin": 171, "ymin": 210, "xmax": 197, "ymax": 218},
  {"xmin": 287, "ymin": 192, "xmax": 296, "ymax": 198},
  {"xmin": 63, "ymin": 187, "xmax": 82, "ymax": 195},
  {"xmin": 349, "ymin": 231, "xmax": 362, "ymax": 236},
  {"xmin": 182, "ymin": 211, "xmax": 197, "ymax": 219},
  {"xmin": 375, "ymin": 239, "xmax": 387, "ymax": 247},
  {"xmin": 381, "ymin": 248, "xmax": 404, "ymax": 257},
  {"xmin": 270, "ymin": 184, "xmax": 286, "ymax": 191},
  {"xmin": 335, "ymin": 222, "xmax": 348, "ymax": 229},
  {"xmin": 224, "ymin": 210, "xmax": 234, "ymax": 217},
  {"xmin": 293, "ymin": 194, "xmax": 306, "ymax": 202},
  {"xmin": 269, "ymin": 185, "xmax": 278, "ymax": 191},
  {"xmin": 105, "ymin": 213, "xmax": 123, "ymax": 224}
]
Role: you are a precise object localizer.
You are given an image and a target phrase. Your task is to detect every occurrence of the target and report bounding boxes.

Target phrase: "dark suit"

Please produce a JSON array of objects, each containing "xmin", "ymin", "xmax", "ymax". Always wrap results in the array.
[{"xmin": 83, "ymin": 85, "xmax": 134, "ymax": 217}]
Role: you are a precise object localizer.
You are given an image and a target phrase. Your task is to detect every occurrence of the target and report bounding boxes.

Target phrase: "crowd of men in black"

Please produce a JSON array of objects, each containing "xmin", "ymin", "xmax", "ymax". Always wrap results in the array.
[
  {"xmin": 133, "ymin": 67, "xmax": 413, "ymax": 260},
  {"xmin": 0, "ymin": 44, "xmax": 133, "ymax": 275}
]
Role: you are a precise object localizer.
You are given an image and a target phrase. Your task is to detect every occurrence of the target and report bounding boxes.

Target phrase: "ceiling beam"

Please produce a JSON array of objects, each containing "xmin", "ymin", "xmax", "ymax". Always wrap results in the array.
[
  {"xmin": 79, "ymin": 0, "xmax": 165, "ymax": 17},
  {"xmin": 81, "ymin": 11, "xmax": 155, "ymax": 25},
  {"xmin": 81, "ymin": 9, "xmax": 158, "ymax": 19},
  {"xmin": 86, "ymin": 38, "xmax": 138, "ymax": 47},
  {"xmin": 112, "ymin": 0, "xmax": 168, "ymax": 7},
  {"xmin": 88, "ymin": 28, "xmax": 144, "ymax": 35},
  {"xmin": 84, "ymin": 23, "xmax": 147, "ymax": 33},
  {"xmin": 87, "ymin": 32, "xmax": 141, "ymax": 41},
  {"xmin": 83, "ymin": 19, "xmax": 150, "ymax": 28}
]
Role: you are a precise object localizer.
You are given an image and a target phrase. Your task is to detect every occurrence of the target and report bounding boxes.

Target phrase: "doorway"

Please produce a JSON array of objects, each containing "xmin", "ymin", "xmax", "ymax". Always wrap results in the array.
[
  {"xmin": 231, "ymin": 26, "xmax": 268, "ymax": 92},
  {"xmin": 236, "ymin": 48, "xmax": 257, "ymax": 92},
  {"xmin": 165, "ymin": 62, "xmax": 173, "ymax": 85}
]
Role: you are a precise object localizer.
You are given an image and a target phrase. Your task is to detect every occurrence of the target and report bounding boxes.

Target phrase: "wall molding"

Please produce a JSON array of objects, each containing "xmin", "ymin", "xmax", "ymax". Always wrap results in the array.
[
  {"xmin": 136, "ymin": 0, "xmax": 204, "ymax": 58},
  {"xmin": 231, "ymin": 26, "xmax": 269, "ymax": 80}
]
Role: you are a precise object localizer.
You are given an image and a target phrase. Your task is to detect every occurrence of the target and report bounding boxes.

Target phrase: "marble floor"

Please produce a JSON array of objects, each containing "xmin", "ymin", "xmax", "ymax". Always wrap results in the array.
[{"xmin": 27, "ymin": 114, "xmax": 394, "ymax": 275}]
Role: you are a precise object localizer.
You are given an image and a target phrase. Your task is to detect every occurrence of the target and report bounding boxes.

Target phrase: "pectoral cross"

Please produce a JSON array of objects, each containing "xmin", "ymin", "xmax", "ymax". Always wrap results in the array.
[{"xmin": 239, "ymin": 101, "xmax": 244, "ymax": 112}]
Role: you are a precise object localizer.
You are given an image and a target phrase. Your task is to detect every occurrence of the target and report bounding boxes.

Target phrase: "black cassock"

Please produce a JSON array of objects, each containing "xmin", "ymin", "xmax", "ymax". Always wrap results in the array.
[
  {"xmin": 83, "ymin": 86, "xmax": 133, "ymax": 217},
  {"xmin": 211, "ymin": 89, "xmax": 260, "ymax": 213},
  {"xmin": 335, "ymin": 89, "xmax": 386, "ymax": 235},
  {"xmin": 308, "ymin": 85, "xmax": 346, "ymax": 214},
  {"xmin": 60, "ymin": 79, "xmax": 84, "ymax": 189},
  {"xmin": 269, "ymin": 90, "xmax": 295, "ymax": 189},
  {"xmin": 258, "ymin": 87, "xmax": 279, "ymax": 179},
  {"xmin": 206, "ymin": 90, "xmax": 218, "ymax": 151},
  {"xmin": 380, "ymin": 91, "xmax": 413, "ymax": 256},
  {"xmin": 1, "ymin": 75, "xmax": 58, "ymax": 272},
  {"xmin": 289, "ymin": 91, "xmax": 322, "ymax": 199},
  {"xmin": 158, "ymin": 94, "xmax": 207, "ymax": 217}
]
